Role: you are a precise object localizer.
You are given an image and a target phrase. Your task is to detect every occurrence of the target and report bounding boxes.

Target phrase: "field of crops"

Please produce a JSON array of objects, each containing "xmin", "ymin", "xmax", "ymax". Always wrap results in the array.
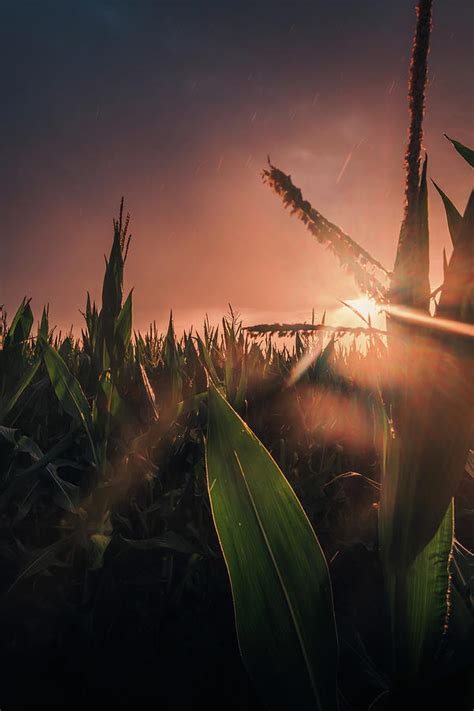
[
  {"xmin": 0, "ymin": 168, "xmax": 472, "ymax": 708},
  {"xmin": 1, "ymin": 2, "xmax": 473, "ymax": 709}
]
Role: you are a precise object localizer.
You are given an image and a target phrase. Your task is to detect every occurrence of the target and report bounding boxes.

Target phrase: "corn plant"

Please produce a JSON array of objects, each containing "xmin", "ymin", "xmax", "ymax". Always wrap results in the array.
[{"xmin": 206, "ymin": 0, "xmax": 473, "ymax": 707}]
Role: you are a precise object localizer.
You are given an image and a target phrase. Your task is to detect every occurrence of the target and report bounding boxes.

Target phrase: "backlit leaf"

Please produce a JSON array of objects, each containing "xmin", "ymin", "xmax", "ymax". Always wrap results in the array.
[
  {"xmin": 444, "ymin": 134, "xmax": 474, "ymax": 168},
  {"xmin": 42, "ymin": 340, "xmax": 97, "ymax": 466},
  {"xmin": 206, "ymin": 382, "xmax": 338, "ymax": 711}
]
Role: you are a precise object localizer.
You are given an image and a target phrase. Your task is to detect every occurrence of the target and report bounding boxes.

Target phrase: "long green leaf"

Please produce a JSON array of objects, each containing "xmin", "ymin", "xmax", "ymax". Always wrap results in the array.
[
  {"xmin": 101, "ymin": 231, "xmax": 124, "ymax": 321},
  {"xmin": 384, "ymin": 501, "xmax": 454, "ymax": 680},
  {"xmin": 390, "ymin": 155, "xmax": 430, "ymax": 311},
  {"xmin": 42, "ymin": 340, "xmax": 97, "ymax": 466},
  {"xmin": 432, "ymin": 180, "xmax": 462, "ymax": 247},
  {"xmin": 38, "ymin": 305, "xmax": 49, "ymax": 340},
  {"xmin": 138, "ymin": 361, "xmax": 159, "ymax": 421},
  {"xmin": 438, "ymin": 190, "xmax": 474, "ymax": 323},
  {"xmin": 115, "ymin": 288, "xmax": 133, "ymax": 358},
  {"xmin": 206, "ymin": 382, "xmax": 338, "ymax": 711},
  {"xmin": 379, "ymin": 311, "xmax": 472, "ymax": 564},
  {"xmin": 95, "ymin": 370, "xmax": 125, "ymax": 425},
  {"xmin": 3, "ymin": 299, "xmax": 33, "ymax": 350},
  {"xmin": 0, "ymin": 358, "xmax": 41, "ymax": 422}
]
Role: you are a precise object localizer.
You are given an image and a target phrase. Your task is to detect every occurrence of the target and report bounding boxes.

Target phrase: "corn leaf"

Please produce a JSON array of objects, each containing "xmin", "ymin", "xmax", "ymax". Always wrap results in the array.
[
  {"xmin": 390, "ymin": 155, "xmax": 430, "ymax": 311},
  {"xmin": 42, "ymin": 340, "xmax": 97, "ymax": 466},
  {"xmin": 196, "ymin": 333, "xmax": 220, "ymax": 384},
  {"xmin": 138, "ymin": 361, "xmax": 159, "ymax": 421},
  {"xmin": 0, "ymin": 358, "xmax": 41, "ymax": 422},
  {"xmin": 101, "ymin": 231, "xmax": 124, "ymax": 321},
  {"xmin": 115, "ymin": 288, "xmax": 133, "ymax": 357},
  {"xmin": 384, "ymin": 500, "xmax": 454, "ymax": 680},
  {"xmin": 38, "ymin": 305, "xmax": 49, "ymax": 340},
  {"xmin": 206, "ymin": 382, "xmax": 338, "ymax": 711},
  {"xmin": 432, "ymin": 180, "xmax": 462, "ymax": 247},
  {"xmin": 96, "ymin": 371, "xmax": 125, "ymax": 422},
  {"xmin": 3, "ymin": 299, "xmax": 33, "ymax": 351},
  {"xmin": 438, "ymin": 190, "xmax": 474, "ymax": 323},
  {"xmin": 380, "ymin": 318, "xmax": 472, "ymax": 569},
  {"xmin": 444, "ymin": 134, "xmax": 474, "ymax": 168},
  {"xmin": 383, "ymin": 175, "xmax": 473, "ymax": 569}
]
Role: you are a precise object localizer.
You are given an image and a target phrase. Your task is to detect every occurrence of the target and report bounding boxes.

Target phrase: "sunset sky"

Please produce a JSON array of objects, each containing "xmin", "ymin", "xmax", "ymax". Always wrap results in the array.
[{"xmin": 2, "ymin": 0, "xmax": 472, "ymax": 334}]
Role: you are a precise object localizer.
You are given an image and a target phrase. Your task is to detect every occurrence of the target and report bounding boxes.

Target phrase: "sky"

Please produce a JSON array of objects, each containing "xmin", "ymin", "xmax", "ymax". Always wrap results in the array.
[{"xmin": 1, "ymin": 0, "xmax": 473, "ymax": 335}]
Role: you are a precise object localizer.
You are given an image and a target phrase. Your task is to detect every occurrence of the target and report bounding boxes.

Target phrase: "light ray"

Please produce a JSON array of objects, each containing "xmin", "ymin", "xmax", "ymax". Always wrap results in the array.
[{"xmin": 383, "ymin": 304, "xmax": 474, "ymax": 339}]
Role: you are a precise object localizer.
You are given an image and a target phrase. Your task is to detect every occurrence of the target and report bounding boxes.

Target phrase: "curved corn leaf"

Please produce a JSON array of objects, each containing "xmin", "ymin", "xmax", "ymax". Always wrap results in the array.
[
  {"xmin": 138, "ymin": 361, "xmax": 159, "ymax": 421},
  {"xmin": 18, "ymin": 435, "xmax": 79, "ymax": 513},
  {"xmin": 42, "ymin": 340, "xmax": 97, "ymax": 466},
  {"xmin": 444, "ymin": 134, "xmax": 474, "ymax": 168},
  {"xmin": 96, "ymin": 370, "xmax": 125, "ymax": 422},
  {"xmin": 383, "ymin": 500, "xmax": 454, "ymax": 681},
  {"xmin": 92, "ymin": 370, "xmax": 126, "ymax": 469},
  {"xmin": 438, "ymin": 190, "xmax": 474, "ymax": 323},
  {"xmin": 431, "ymin": 180, "xmax": 462, "ymax": 247},
  {"xmin": 2, "ymin": 298, "xmax": 33, "ymax": 351},
  {"xmin": 206, "ymin": 382, "xmax": 338, "ymax": 711},
  {"xmin": 102, "ymin": 231, "xmax": 124, "ymax": 321},
  {"xmin": 115, "ymin": 288, "xmax": 133, "ymax": 358},
  {"xmin": 390, "ymin": 155, "xmax": 430, "ymax": 311},
  {"xmin": 0, "ymin": 358, "xmax": 41, "ymax": 422},
  {"xmin": 38, "ymin": 305, "xmax": 49, "ymax": 340},
  {"xmin": 380, "ymin": 323, "xmax": 472, "ymax": 569},
  {"xmin": 196, "ymin": 332, "xmax": 220, "ymax": 384}
]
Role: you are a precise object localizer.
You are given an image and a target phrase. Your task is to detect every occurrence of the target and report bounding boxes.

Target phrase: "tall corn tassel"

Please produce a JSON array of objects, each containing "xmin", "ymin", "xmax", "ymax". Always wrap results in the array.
[
  {"xmin": 262, "ymin": 163, "xmax": 390, "ymax": 301},
  {"xmin": 389, "ymin": 0, "xmax": 433, "ymax": 312}
]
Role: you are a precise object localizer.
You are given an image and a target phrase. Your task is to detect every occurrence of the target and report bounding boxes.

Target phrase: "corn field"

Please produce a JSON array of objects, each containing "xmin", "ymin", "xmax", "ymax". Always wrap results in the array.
[{"xmin": 0, "ymin": 1, "xmax": 473, "ymax": 709}]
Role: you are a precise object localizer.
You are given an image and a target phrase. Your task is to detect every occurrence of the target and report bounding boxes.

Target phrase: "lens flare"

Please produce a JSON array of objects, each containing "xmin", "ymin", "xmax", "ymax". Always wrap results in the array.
[{"xmin": 383, "ymin": 303, "xmax": 474, "ymax": 339}]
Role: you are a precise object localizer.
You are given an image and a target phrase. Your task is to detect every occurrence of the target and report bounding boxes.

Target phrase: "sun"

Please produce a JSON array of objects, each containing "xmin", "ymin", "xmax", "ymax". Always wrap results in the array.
[{"xmin": 345, "ymin": 296, "xmax": 381, "ymax": 324}]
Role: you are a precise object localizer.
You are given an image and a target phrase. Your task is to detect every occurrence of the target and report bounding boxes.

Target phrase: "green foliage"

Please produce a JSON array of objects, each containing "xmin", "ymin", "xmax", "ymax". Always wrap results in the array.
[
  {"xmin": 382, "ymin": 156, "xmax": 474, "ymax": 573},
  {"xmin": 0, "ymin": 136, "xmax": 472, "ymax": 708},
  {"xmin": 42, "ymin": 339, "xmax": 97, "ymax": 467},
  {"xmin": 0, "ymin": 358, "xmax": 41, "ymax": 423},
  {"xmin": 2, "ymin": 298, "xmax": 33, "ymax": 352},
  {"xmin": 380, "ymin": 421, "xmax": 455, "ymax": 680},
  {"xmin": 206, "ymin": 382, "xmax": 338, "ymax": 711},
  {"xmin": 260, "ymin": 61, "xmax": 472, "ymax": 711},
  {"xmin": 0, "ymin": 243, "xmax": 471, "ymax": 706}
]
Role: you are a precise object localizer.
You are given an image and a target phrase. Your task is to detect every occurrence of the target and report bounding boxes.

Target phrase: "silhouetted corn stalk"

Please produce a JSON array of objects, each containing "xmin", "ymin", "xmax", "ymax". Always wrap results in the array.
[
  {"xmin": 262, "ymin": 163, "xmax": 390, "ymax": 302},
  {"xmin": 389, "ymin": 0, "xmax": 433, "ymax": 311},
  {"xmin": 254, "ymin": 0, "xmax": 473, "ymax": 691},
  {"xmin": 245, "ymin": 322, "xmax": 386, "ymax": 338}
]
